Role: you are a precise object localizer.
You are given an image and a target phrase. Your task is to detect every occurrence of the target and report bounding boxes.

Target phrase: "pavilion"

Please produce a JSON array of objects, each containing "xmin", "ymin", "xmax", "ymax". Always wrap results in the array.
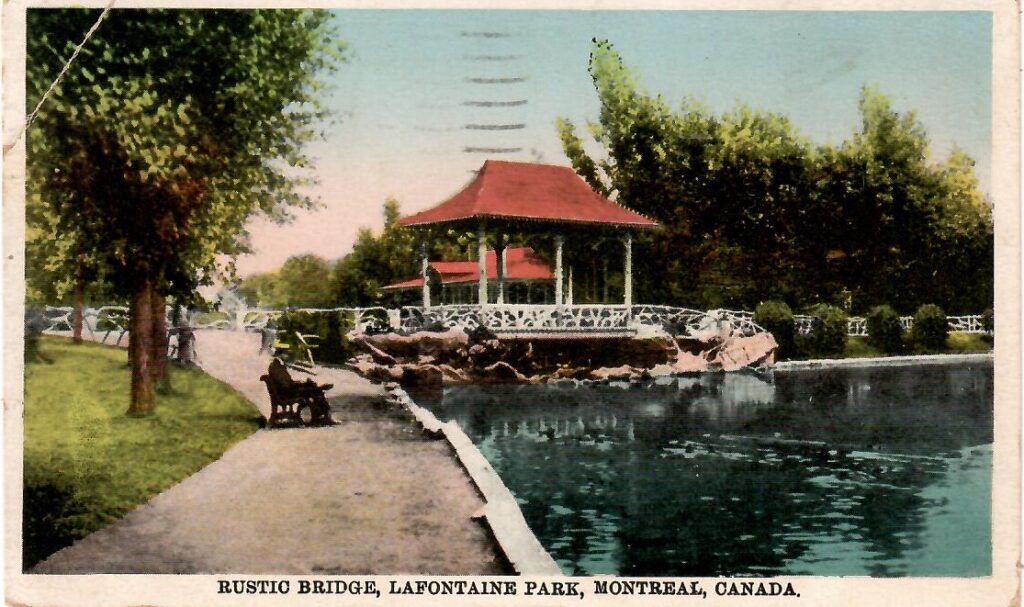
[
  {"xmin": 382, "ymin": 246, "xmax": 556, "ymax": 305},
  {"xmin": 398, "ymin": 160, "xmax": 658, "ymax": 310}
]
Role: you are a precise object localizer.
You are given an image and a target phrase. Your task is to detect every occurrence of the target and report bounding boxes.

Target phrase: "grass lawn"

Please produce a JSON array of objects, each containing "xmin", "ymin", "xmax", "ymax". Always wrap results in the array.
[
  {"xmin": 23, "ymin": 336, "xmax": 262, "ymax": 569},
  {"xmin": 789, "ymin": 333, "xmax": 993, "ymax": 361}
]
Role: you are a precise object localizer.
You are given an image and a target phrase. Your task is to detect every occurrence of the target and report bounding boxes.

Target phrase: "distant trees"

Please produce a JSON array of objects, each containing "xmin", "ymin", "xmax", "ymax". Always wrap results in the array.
[
  {"xmin": 238, "ymin": 198, "xmax": 436, "ymax": 308},
  {"xmin": 238, "ymin": 255, "xmax": 334, "ymax": 308},
  {"xmin": 331, "ymin": 198, "xmax": 420, "ymax": 306},
  {"xmin": 558, "ymin": 40, "xmax": 993, "ymax": 314}
]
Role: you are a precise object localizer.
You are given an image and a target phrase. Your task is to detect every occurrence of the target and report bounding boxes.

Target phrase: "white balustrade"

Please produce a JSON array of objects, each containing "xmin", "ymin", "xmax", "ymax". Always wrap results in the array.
[{"xmin": 31, "ymin": 303, "xmax": 992, "ymax": 340}]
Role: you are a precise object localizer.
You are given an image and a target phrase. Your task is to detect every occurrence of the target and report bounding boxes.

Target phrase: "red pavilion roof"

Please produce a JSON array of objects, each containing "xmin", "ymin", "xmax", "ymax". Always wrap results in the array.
[
  {"xmin": 382, "ymin": 247, "xmax": 553, "ymax": 291},
  {"xmin": 398, "ymin": 160, "xmax": 658, "ymax": 229}
]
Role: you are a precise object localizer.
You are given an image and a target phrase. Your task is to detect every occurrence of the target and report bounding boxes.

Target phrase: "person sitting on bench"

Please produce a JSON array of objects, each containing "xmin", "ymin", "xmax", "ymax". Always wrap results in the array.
[{"xmin": 267, "ymin": 358, "xmax": 336, "ymax": 426}]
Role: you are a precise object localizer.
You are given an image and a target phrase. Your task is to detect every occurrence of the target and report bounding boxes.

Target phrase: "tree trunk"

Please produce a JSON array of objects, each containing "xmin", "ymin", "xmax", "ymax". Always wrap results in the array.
[
  {"xmin": 149, "ymin": 290, "xmax": 168, "ymax": 386},
  {"xmin": 128, "ymin": 279, "xmax": 156, "ymax": 414},
  {"xmin": 72, "ymin": 281, "xmax": 84, "ymax": 344}
]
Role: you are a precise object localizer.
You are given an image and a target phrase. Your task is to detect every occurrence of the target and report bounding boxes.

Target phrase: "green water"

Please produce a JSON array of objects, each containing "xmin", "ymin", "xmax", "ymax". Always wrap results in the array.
[{"xmin": 415, "ymin": 362, "xmax": 993, "ymax": 577}]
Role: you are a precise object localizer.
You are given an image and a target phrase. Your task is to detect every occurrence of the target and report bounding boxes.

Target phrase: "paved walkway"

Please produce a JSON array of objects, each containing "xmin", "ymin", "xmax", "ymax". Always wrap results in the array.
[{"xmin": 33, "ymin": 331, "xmax": 505, "ymax": 574}]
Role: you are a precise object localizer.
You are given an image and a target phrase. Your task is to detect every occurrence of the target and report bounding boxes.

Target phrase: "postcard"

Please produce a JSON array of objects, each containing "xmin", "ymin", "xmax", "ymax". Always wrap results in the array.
[{"xmin": 3, "ymin": 1, "xmax": 1019, "ymax": 606}]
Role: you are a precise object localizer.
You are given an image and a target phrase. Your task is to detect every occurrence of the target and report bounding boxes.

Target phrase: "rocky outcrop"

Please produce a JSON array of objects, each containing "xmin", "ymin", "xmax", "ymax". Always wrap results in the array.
[
  {"xmin": 354, "ymin": 329, "xmax": 468, "ymax": 358},
  {"xmin": 475, "ymin": 361, "xmax": 527, "ymax": 384},
  {"xmin": 347, "ymin": 324, "xmax": 777, "ymax": 387},
  {"xmin": 712, "ymin": 333, "xmax": 777, "ymax": 371},
  {"xmin": 589, "ymin": 365, "xmax": 635, "ymax": 381}
]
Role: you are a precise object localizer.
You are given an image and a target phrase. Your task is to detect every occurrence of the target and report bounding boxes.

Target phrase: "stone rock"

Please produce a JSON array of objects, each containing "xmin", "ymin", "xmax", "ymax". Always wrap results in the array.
[
  {"xmin": 351, "ymin": 338, "xmax": 398, "ymax": 365},
  {"xmin": 672, "ymin": 351, "xmax": 710, "ymax": 373},
  {"xmin": 347, "ymin": 361, "xmax": 404, "ymax": 384},
  {"xmin": 400, "ymin": 364, "xmax": 443, "ymax": 387},
  {"xmin": 712, "ymin": 333, "xmax": 778, "ymax": 371},
  {"xmin": 590, "ymin": 365, "xmax": 634, "ymax": 381},
  {"xmin": 551, "ymin": 366, "xmax": 588, "ymax": 380},
  {"xmin": 437, "ymin": 363, "xmax": 470, "ymax": 384},
  {"xmin": 648, "ymin": 363, "xmax": 677, "ymax": 377},
  {"xmin": 361, "ymin": 328, "xmax": 469, "ymax": 358},
  {"xmin": 346, "ymin": 358, "xmax": 379, "ymax": 376},
  {"xmin": 478, "ymin": 361, "xmax": 527, "ymax": 383}
]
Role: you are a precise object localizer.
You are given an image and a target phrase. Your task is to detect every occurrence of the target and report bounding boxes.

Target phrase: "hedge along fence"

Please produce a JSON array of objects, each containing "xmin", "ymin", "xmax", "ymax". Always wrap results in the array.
[
  {"xmin": 802, "ymin": 304, "xmax": 848, "ymax": 357},
  {"xmin": 866, "ymin": 305, "xmax": 905, "ymax": 354},
  {"xmin": 274, "ymin": 309, "xmax": 357, "ymax": 366},
  {"xmin": 753, "ymin": 301, "xmax": 796, "ymax": 359},
  {"xmin": 910, "ymin": 304, "xmax": 948, "ymax": 351}
]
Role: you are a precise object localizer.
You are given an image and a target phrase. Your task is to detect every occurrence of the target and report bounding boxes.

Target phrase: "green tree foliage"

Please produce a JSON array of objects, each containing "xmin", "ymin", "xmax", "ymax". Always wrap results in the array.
[
  {"xmin": 239, "ymin": 199, "xmax": 450, "ymax": 308},
  {"xmin": 910, "ymin": 304, "xmax": 948, "ymax": 351},
  {"xmin": 275, "ymin": 310, "xmax": 355, "ymax": 365},
  {"xmin": 276, "ymin": 255, "xmax": 335, "ymax": 308},
  {"xmin": 866, "ymin": 305, "xmax": 905, "ymax": 354},
  {"xmin": 753, "ymin": 300, "xmax": 795, "ymax": 360},
  {"xmin": 236, "ymin": 272, "xmax": 280, "ymax": 307},
  {"xmin": 804, "ymin": 304, "xmax": 848, "ymax": 357},
  {"xmin": 560, "ymin": 40, "xmax": 993, "ymax": 314},
  {"xmin": 331, "ymin": 198, "xmax": 423, "ymax": 306},
  {"xmin": 27, "ymin": 9, "xmax": 345, "ymax": 412},
  {"xmin": 238, "ymin": 254, "xmax": 334, "ymax": 308}
]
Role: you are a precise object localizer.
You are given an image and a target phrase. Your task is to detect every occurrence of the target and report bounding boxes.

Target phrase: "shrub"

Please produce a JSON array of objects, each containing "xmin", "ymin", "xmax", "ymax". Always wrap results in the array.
[
  {"xmin": 911, "ymin": 304, "xmax": 948, "ymax": 351},
  {"xmin": 359, "ymin": 308, "xmax": 392, "ymax": 335},
  {"xmin": 981, "ymin": 308, "xmax": 994, "ymax": 334},
  {"xmin": 866, "ymin": 305, "xmax": 904, "ymax": 354},
  {"xmin": 276, "ymin": 310, "xmax": 355, "ymax": 365},
  {"xmin": 805, "ymin": 303, "xmax": 848, "ymax": 357},
  {"xmin": 753, "ymin": 300, "xmax": 795, "ymax": 360}
]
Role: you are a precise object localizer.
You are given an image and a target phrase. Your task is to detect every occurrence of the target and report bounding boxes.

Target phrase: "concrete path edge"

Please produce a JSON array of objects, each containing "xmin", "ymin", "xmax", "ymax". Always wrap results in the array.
[
  {"xmin": 383, "ymin": 383, "xmax": 562, "ymax": 576},
  {"xmin": 774, "ymin": 351, "xmax": 993, "ymax": 372}
]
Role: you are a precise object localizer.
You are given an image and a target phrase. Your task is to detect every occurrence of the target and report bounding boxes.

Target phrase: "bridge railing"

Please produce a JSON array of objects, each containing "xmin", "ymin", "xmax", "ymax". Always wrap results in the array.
[
  {"xmin": 399, "ymin": 304, "xmax": 638, "ymax": 334},
  {"xmin": 31, "ymin": 304, "xmax": 991, "ymax": 340}
]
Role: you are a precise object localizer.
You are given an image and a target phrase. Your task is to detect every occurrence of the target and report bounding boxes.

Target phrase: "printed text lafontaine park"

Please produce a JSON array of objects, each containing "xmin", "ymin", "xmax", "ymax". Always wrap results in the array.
[{"xmin": 217, "ymin": 578, "xmax": 801, "ymax": 599}]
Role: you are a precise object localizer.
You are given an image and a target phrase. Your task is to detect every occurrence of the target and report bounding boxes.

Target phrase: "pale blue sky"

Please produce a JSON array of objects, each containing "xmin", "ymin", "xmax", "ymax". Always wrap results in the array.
[{"xmin": 239, "ymin": 10, "xmax": 992, "ymax": 275}]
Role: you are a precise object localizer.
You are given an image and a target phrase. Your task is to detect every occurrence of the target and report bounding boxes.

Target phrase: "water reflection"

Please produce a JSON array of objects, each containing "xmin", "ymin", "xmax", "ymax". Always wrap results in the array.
[{"xmin": 414, "ymin": 363, "xmax": 993, "ymax": 577}]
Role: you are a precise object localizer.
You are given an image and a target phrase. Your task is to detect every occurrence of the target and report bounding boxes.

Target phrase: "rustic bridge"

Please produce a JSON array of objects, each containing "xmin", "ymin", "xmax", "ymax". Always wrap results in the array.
[{"xmin": 32, "ymin": 302, "xmax": 989, "ymax": 343}]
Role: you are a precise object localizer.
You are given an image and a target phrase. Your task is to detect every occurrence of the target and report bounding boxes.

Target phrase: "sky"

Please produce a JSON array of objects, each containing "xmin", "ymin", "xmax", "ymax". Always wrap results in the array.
[{"xmin": 236, "ymin": 10, "xmax": 992, "ymax": 277}]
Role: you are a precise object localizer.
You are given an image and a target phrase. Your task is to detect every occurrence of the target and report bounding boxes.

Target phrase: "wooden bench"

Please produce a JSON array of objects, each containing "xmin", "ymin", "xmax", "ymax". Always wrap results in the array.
[{"xmin": 260, "ymin": 359, "xmax": 335, "ymax": 428}]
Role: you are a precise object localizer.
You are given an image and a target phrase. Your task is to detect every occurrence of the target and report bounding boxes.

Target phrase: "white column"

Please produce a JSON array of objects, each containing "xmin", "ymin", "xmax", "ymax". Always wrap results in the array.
[
  {"xmin": 623, "ymin": 232, "xmax": 633, "ymax": 309},
  {"xmin": 554, "ymin": 235, "xmax": 564, "ymax": 306},
  {"xmin": 420, "ymin": 240, "xmax": 431, "ymax": 308},
  {"xmin": 477, "ymin": 227, "xmax": 488, "ymax": 305},
  {"xmin": 495, "ymin": 245, "xmax": 506, "ymax": 304},
  {"xmin": 567, "ymin": 266, "xmax": 574, "ymax": 305}
]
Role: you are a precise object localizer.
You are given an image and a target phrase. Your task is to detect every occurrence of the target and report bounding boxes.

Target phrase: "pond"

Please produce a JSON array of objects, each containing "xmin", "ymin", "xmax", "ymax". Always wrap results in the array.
[{"xmin": 412, "ymin": 362, "xmax": 993, "ymax": 577}]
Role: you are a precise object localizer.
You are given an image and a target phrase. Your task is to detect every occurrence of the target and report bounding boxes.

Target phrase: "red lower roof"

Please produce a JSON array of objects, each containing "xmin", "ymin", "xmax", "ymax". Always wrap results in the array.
[
  {"xmin": 383, "ymin": 247, "xmax": 553, "ymax": 290},
  {"xmin": 399, "ymin": 160, "xmax": 658, "ymax": 228}
]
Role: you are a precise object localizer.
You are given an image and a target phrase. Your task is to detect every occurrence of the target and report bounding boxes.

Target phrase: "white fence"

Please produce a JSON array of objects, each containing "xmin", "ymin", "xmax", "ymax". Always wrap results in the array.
[
  {"xmin": 843, "ymin": 314, "xmax": 987, "ymax": 336},
  {"xmin": 30, "ymin": 305, "xmax": 132, "ymax": 345},
  {"xmin": 32, "ymin": 304, "xmax": 990, "ymax": 340}
]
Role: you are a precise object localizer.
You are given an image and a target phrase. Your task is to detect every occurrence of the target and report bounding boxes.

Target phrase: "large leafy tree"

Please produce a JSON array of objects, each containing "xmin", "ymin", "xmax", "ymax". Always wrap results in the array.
[
  {"xmin": 559, "ymin": 40, "xmax": 992, "ymax": 313},
  {"xmin": 558, "ymin": 40, "xmax": 813, "ymax": 308},
  {"xmin": 27, "ymin": 9, "xmax": 345, "ymax": 412}
]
